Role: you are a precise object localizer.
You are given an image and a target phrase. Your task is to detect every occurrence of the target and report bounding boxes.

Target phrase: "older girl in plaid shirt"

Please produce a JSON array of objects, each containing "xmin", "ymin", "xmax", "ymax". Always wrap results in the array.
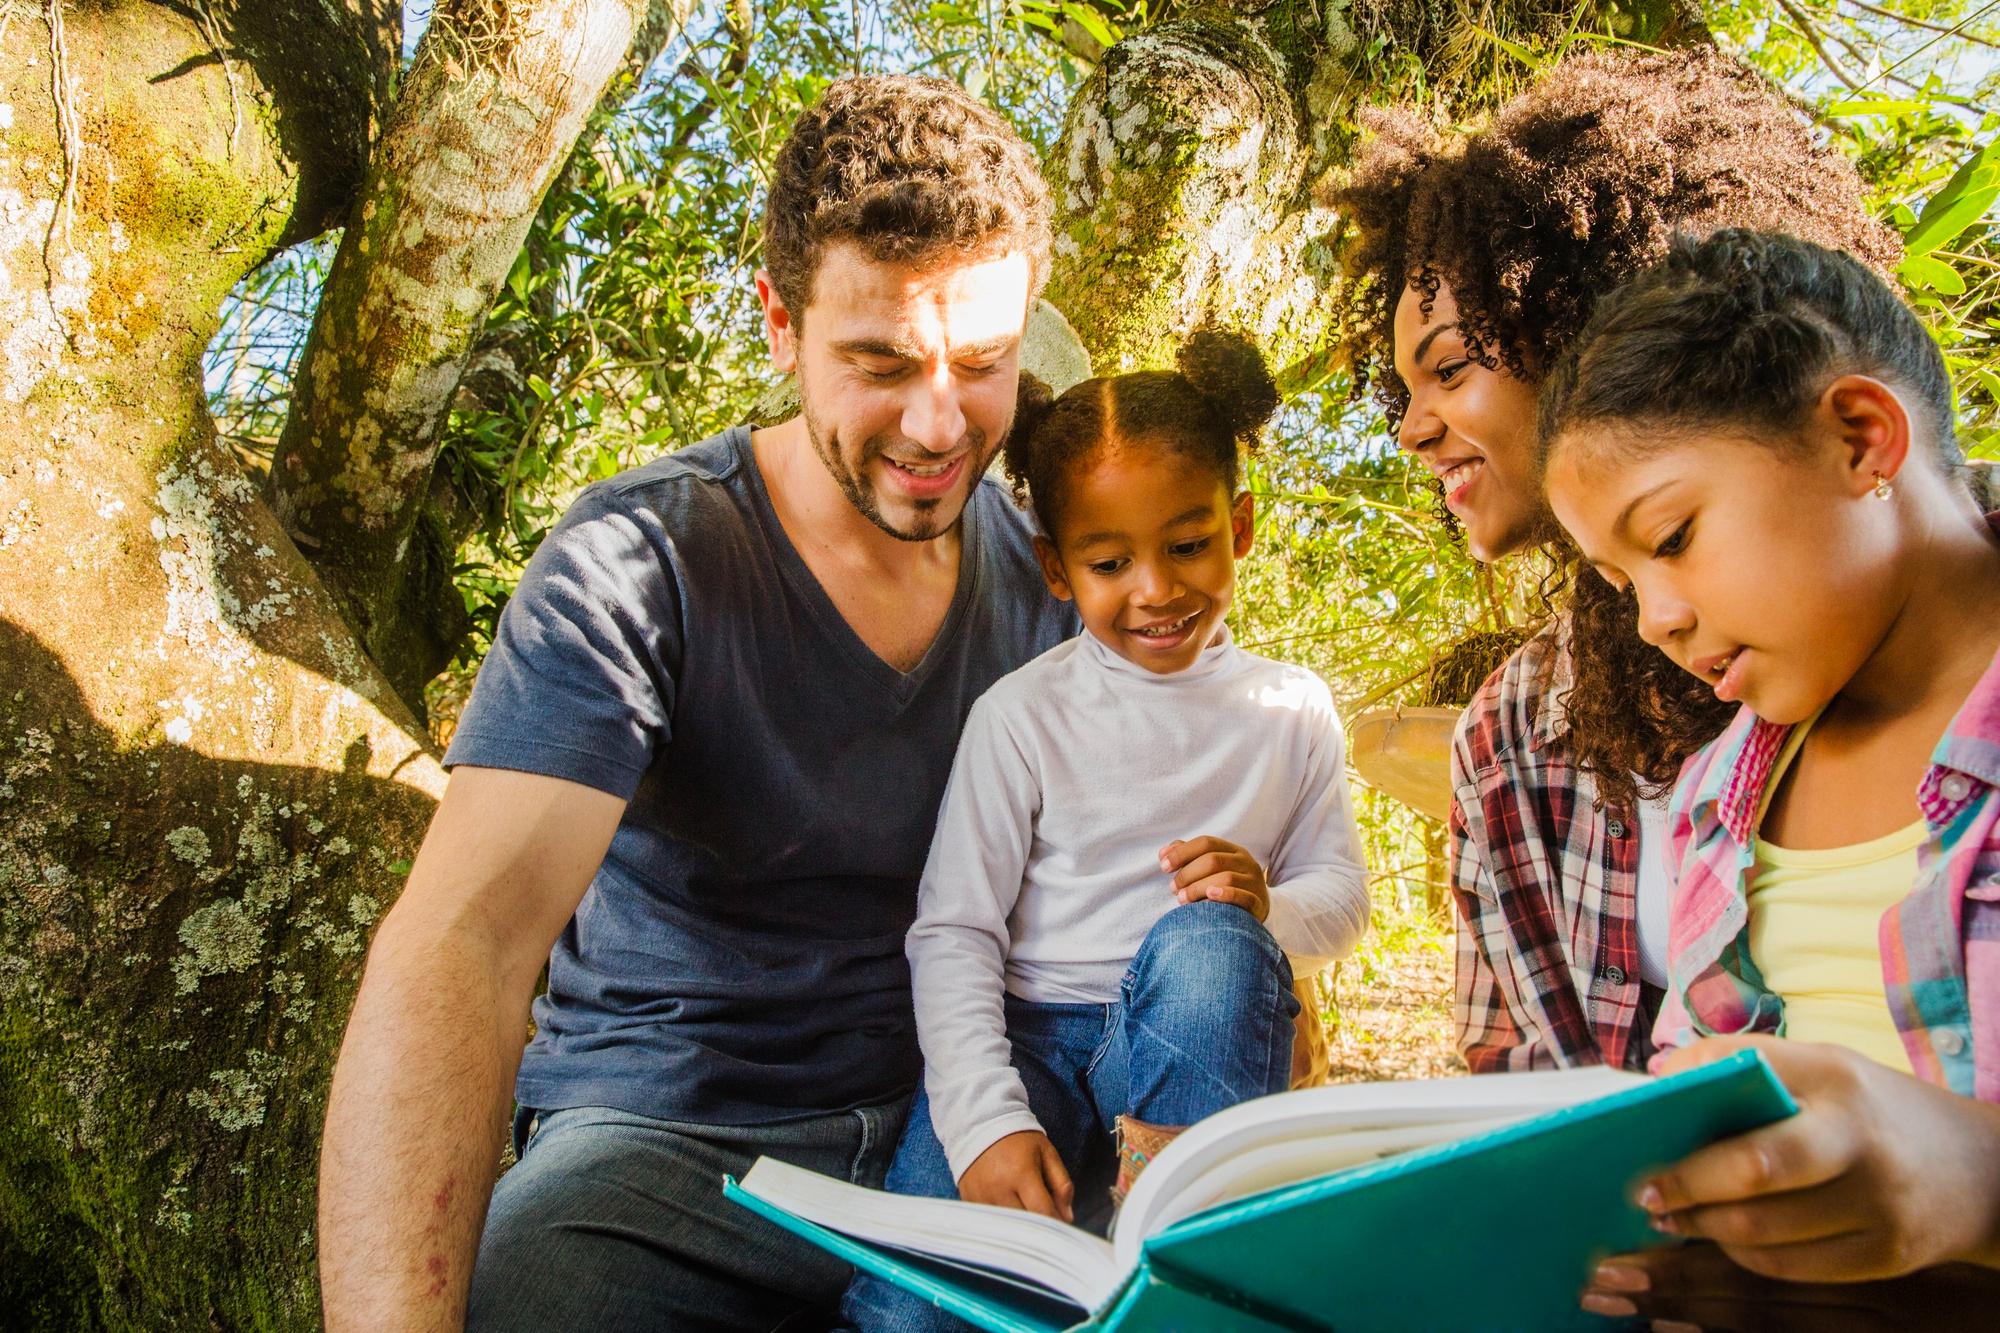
[{"xmin": 1544, "ymin": 231, "xmax": 2000, "ymax": 1303}]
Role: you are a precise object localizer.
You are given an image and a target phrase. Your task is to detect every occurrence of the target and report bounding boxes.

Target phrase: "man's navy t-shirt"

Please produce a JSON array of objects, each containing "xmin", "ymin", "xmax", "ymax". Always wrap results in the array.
[{"xmin": 443, "ymin": 425, "xmax": 1077, "ymax": 1125}]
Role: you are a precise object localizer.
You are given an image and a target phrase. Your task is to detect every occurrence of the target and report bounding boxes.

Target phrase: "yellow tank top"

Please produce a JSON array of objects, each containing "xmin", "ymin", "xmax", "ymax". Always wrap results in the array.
[{"xmin": 1748, "ymin": 716, "xmax": 1920, "ymax": 1074}]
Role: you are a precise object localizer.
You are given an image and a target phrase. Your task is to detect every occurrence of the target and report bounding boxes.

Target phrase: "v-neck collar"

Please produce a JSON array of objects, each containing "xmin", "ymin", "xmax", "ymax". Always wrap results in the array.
[{"xmin": 734, "ymin": 425, "xmax": 980, "ymax": 706}]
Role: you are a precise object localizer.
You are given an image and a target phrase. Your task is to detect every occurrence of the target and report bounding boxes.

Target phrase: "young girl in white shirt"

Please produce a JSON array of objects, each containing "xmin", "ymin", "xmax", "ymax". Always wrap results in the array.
[{"xmin": 845, "ymin": 331, "xmax": 1372, "ymax": 1333}]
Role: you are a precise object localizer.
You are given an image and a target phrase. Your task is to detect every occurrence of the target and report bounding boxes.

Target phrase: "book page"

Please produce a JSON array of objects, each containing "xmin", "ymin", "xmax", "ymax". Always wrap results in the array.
[
  {"xmin": 1111, "ymin": 1066, "xmax": 1646, "ymax": 1270},
  {"xmin": 736, "ymin": 1157, "xmax": 1124, "ymax": 1309}
]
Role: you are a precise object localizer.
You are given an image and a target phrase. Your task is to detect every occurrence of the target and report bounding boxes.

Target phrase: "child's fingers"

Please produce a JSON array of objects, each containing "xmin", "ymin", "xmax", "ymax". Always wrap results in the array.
[
  {"xmin": 1639, "ymin": 1110, "xmax": 1855, "ymax": 1216},
  {"xmin": 1170, "ymin": 852, "xmax": 1235, "ymax": 890},
  {"xmin": 1170, "ymin": 853, "xmax": 1260, "ymax": 894},
  {"xmin": 1199, "ymin": 885, "xmax": 1267, "ymax": 918},
  {"xmin": 1011, "ymin": 1172, "xmax": 1064, "ymax": 1220},
  {"xmin": 1036, "ymin": 1137, "xmax": 1076, "ymax": 1224},
  {"xmin": 1658, "ymin": 1176, "xmax": 1873, "ymax": 1251},
  {"xmin": 1159, "ymin": 836, "xmax": 1246, "ymax": 874},
  {"xmin": 1172, "ymin": 869, "xmax": 1259, "ymax": 903},
  {"xmin": 1655, "ymin": 1033, "xmax": 1768, "ymax": 1077},
  {"xmin": 1713, "ymin": 1226, "xmax": 1911, "ymax": 1286}
]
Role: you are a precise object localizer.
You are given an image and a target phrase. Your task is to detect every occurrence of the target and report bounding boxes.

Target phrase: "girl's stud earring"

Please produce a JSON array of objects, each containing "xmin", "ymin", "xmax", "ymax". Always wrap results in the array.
[{"xmin": 1874, "ymin": 472, "xmax": 1894, "ymax": 501}]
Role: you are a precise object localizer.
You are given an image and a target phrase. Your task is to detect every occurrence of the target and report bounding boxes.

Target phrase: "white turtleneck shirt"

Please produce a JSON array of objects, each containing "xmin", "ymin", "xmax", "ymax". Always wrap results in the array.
[{"xmin": 908, "ymin": 627, "xmax": 1372, "ymax": 1177}]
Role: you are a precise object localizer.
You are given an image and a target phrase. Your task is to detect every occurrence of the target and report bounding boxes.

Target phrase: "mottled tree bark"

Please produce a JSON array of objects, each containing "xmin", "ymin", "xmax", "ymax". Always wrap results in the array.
[
  {"xmin": 0, "ymin": 3, "xmax": 440, "ymax": 1327},
  {"xmin": 1046, "ymin": 0, "xmax": 1709, "ymax": 381},
  {"xmin": 266, "ymin": 0, "xmax": 662, "ymax": 718}
]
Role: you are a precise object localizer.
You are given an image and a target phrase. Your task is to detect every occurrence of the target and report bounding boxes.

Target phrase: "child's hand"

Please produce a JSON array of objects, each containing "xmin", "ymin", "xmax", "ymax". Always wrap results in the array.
[
  {"xmin": 1578, "ymin": 1241, "xmax": 2000, "ymax": 1331},
  {"xmin": 1623, "ymin": 1035, "xmax": 2000, "ymax": 1284},
  {"xmin": 958, "ymin": 1131, "xmax": 1075, "ymax": 1222},
  {"xmin": 1159, "ymin": 837, "xmax": 1269, "ymax": 921}
]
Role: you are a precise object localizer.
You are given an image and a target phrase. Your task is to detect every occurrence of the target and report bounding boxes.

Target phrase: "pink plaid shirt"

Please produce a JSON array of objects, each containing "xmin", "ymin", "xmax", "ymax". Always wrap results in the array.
[{"xmin": 1653, "ymin": 642, "xmax": 2000, "ymax": 1100}]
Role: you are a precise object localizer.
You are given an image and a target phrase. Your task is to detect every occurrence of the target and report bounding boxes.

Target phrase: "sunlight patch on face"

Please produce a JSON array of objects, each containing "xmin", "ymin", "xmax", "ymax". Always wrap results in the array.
[{"xmin": 793, "ymin": 244, "xmax": 1033, "ymax": 542}]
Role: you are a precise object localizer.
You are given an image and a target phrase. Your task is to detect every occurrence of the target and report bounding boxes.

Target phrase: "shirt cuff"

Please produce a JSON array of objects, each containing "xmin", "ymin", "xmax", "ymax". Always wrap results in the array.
[
  {"xmin": 943, "ymin": 1108, "xmax": 1048, "ymax": 1183},
  {"xmin": 1264, "ymin": 887, "xmax": 1337, "ymax": 971}
]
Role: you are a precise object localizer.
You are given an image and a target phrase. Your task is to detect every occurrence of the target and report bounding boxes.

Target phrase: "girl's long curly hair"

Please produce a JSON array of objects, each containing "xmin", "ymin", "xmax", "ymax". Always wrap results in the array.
[{"xmin": 1326, "ymin": 47, "xmax": 1901, "ymax": 808}]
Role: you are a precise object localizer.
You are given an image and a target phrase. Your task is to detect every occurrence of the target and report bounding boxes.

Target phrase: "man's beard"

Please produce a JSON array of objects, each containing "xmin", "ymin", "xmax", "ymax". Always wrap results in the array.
[{"xmin": 802, "ymin": 408, "xmax": 995, "ymax": 543}]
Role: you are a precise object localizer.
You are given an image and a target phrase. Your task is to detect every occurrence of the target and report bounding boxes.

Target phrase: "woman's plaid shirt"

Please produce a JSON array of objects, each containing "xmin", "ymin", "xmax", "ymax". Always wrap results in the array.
[{"xmin": 1449, "ymin": 624, "xmax": 1653, "ymax": 1072}]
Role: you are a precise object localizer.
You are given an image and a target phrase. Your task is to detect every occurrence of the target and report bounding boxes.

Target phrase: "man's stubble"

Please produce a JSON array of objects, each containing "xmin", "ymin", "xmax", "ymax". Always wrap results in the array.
[{"xmin": 799, "ymin": 390, "xmax": 1008, "ymax": 544}]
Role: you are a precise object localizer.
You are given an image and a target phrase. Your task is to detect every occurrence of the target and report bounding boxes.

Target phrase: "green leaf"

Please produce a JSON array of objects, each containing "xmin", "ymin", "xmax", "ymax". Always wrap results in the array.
[
  {"xmin": 1060, "ymin": 2, "xmax": 1120, "ymax": 47},
  {"xmin": 1904, "ymin": 142, "xmax": 2000, "ymax": 258},
  {"xmin": 387, "ymin": 860, "xmax": 413, "ymax": 876},
  {"xmin": 1470, "ymin": 24, "xmax": 1544, "ymax": 70},
  {"xmin": 1901, "ymin": 253, "xmax": 1967, "ymax": 295},
  {"xmin": 1824, "ymin": 98, "xmax": 1924, "ymax": 117}
]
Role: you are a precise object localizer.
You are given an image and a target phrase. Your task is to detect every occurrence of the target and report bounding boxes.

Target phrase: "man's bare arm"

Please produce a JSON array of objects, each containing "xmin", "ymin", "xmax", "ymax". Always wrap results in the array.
[{"xmin": 319, "ymin": 766, "xmax": 626, "ymax": 1332}]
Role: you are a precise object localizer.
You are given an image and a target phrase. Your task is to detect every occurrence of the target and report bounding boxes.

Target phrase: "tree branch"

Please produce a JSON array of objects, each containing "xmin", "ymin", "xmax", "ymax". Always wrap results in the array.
[
  {"xmin": 1775, "ymin": 0, "xmax": 1868, "ymax": 90},
  {"xmin": 670, "ymin": 0, "xmax": 756, "ymax": 153},
  {"xmin": 1837, "ymin": 0, "xmax": 2000, "ymax": 51},
  {"xmin": 268, "ymin": 0, "xmax": 657, "ymax": 716}
]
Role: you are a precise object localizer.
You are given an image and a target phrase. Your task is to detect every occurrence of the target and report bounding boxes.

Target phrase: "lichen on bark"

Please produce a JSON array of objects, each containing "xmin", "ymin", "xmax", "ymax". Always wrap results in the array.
[
  {"xmin": 0, "ymin": 4, "xmax": 440, "ymax": 1327},
  {"xmin": 267, "ymin": 0, "xmax": 658, "ymax": 719},
  {"xmin": 1046, "ymin": 6, "xmax": 1352, "ymax": 377}
]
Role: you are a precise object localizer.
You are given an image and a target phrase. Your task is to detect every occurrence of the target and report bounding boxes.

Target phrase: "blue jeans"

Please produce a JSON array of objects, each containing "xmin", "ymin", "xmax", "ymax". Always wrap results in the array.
[
  {"xmin": 843, "ymin": 901, "xmax": 1298, "ymax": 1333},
  {"xmin": 467, "ymin": 1097, "xmax": 910, "ymax": 1332}
]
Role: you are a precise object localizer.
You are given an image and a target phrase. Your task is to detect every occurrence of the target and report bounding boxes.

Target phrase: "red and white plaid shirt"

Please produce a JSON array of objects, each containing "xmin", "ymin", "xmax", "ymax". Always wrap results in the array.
[{"xmin": 1448, "ymin": 624, "xmax": 1654, "ymax": 1072}]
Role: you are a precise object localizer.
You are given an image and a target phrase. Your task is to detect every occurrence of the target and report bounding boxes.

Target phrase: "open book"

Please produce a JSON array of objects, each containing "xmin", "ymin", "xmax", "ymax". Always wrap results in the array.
[{"xmin": 726, "ymin": 1052, "xmax": 1797, "ymax": 1333}]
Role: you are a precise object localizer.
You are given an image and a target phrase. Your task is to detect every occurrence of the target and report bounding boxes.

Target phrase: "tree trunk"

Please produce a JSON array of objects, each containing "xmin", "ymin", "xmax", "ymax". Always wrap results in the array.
[
  {"xmin": 1046, "ymin": 0, "xmax": 1709, "ymax": 382},
  {"xmin": 0, "ymin": 4, "xmax": 442, "ymax": 1327},
  {"xmin": 266, "ymin": 0, "xmax": 661, "ymax": 720}
]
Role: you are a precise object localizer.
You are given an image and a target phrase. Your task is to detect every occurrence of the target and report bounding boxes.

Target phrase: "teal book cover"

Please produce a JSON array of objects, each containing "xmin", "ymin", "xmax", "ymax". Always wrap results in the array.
[{"xmin": 725, "ymin": 1049, "xmax": 1798, "ymax": 1333}]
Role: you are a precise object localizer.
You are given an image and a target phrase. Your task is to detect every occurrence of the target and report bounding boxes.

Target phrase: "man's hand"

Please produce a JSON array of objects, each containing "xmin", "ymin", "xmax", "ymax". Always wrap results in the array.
[
  {"xmin": 957, "ymin": 1131, "xmax": 1075, "ymax": 1222},
  {"xmin": 1618, "ymin": 1036, "xmax": 2000, "ymax": 1286},
  {"xmin": 1160, "ymin": 837, "xmax": 1269, "ymax": 920}
]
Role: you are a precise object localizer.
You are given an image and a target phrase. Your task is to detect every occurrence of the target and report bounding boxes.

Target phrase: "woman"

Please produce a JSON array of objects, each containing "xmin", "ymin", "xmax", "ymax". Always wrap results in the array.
[{"xmin": 1329, "ymin": 48, "xmax": 1900, "ymax": 1073}]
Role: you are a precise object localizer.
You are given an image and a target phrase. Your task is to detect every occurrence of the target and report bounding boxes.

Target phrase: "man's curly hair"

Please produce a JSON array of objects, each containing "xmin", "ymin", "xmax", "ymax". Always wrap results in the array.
[
  {"xmin": 1327, "ymin": 48, "xmax": 1901, "ymax": 809},
  {"xmin": 763, "ymin": 75, "xmax": 1053, "ymax": 318}
]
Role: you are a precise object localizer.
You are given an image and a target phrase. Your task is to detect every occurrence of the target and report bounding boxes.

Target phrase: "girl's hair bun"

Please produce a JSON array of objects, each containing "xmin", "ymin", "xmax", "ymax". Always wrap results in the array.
[
  {"xmin": 1000, "ymin": 371, "xmax": 1058, "ymax": 512},
  {"xmin": 1176, "ymin": 327, "xmax": 1280, "ymax": 442},
  {"xmin": 1012, "ymin": 370, "xmax": 1057, "ymax": 439}
]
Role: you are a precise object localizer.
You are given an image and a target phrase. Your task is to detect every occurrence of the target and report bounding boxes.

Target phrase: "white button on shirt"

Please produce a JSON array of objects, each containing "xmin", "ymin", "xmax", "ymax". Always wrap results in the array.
[
  {"xmin": 1941, "ymin": 774, "xmax": 1972, "ymax": 802},
  {"xmin": 1937, "ymin": 1028, "xmax": 1967, "ymax": 1057}
]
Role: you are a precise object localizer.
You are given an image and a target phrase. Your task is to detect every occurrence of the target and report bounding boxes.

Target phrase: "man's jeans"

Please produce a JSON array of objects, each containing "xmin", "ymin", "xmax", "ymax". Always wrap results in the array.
[
  {"xmin": 466, "ymin": 1097, "xmax": 910, "ymax": 1332},
  {"xmin": 844, "ymin": 901, "xmax": 1298, "ymax": 1333}
]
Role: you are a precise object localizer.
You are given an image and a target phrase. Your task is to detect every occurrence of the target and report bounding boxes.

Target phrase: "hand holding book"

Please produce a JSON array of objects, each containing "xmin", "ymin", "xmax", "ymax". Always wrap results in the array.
[{"xmin": 1596, "ymin": 1035, "xmax": 2000, "ymax": 1301}]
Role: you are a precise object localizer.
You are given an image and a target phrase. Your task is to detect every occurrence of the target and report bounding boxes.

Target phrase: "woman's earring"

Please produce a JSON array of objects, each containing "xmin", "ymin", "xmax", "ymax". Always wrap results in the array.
[{"xmin": 1874, "ymin": 472, "xmax": 1894, "ymax": 501}]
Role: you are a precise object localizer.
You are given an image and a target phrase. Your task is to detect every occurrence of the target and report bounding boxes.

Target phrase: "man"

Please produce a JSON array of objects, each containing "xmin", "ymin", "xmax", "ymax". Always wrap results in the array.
[{"xmin": 317, "ymin": 75, "xmax": 1078, "ymax": 1332}]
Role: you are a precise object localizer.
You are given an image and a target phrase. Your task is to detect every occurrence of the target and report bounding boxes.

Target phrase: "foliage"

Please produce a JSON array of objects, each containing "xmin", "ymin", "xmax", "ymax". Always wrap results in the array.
[
  {"xmin": 201, "ymin": 0, "xmax": 2000, "ymax": 1062},
  {"xmin": 205, "ymin": 234, "xmax": 340, "ymax": 483},
  {"xmin": 1707, "ymin": 0, "xmax": 2000, "ymax": 454}
]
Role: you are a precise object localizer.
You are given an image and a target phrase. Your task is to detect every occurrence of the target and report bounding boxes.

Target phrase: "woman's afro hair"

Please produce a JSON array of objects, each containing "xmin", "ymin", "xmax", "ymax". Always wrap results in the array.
[
  {"xmin": 1329, "ymin": 47, "xmax": 1900, "ymax": 425},
  {"xmin": 1326, "ymin": 48, "xmax": 1902, "ymax": 809}
]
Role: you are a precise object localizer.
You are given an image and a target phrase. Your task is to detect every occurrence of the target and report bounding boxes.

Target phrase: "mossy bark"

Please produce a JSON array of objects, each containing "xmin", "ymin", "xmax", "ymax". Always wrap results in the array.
[
  {"xmin": 1046, "ymin": 0, "xmax": 1709, "ymax": 384},
  {"xmin": 266, "ymin": 0, "xmax": 657, "ymax": 720},
  {"xmin": 0, "ymin": 4, "xmax": 440, "ymax": 1328}
]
